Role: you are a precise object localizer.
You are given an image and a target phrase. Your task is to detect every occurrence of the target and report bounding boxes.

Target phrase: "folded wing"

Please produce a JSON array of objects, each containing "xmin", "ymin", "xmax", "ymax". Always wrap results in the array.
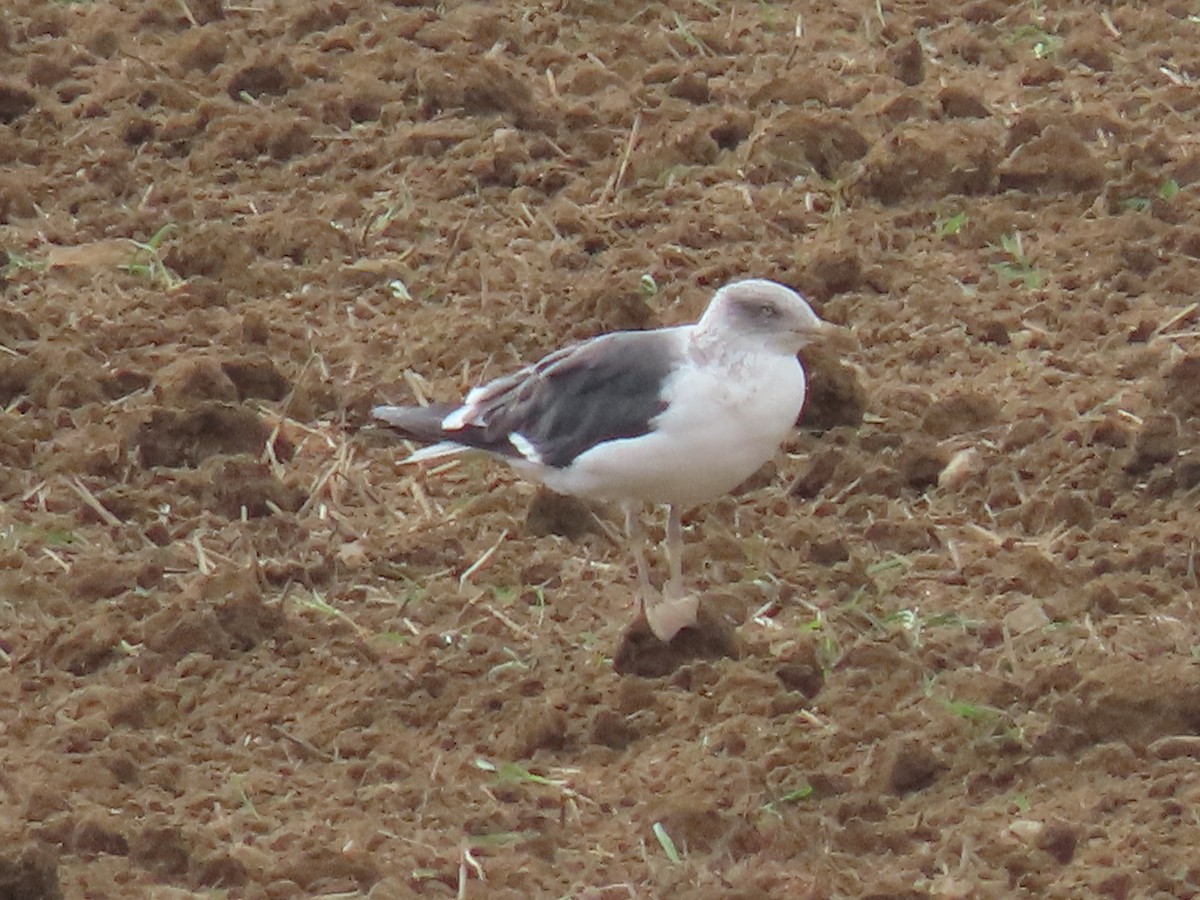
[{"xmin": 374, "ymin": 330, "xmax": 681, "ymax": 469}]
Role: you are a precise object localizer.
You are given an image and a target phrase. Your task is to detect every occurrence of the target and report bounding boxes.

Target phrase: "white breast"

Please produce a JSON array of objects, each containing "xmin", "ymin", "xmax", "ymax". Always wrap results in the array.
[{"xmin": 533, "ymin": 344, "xmax": 806, "ymax": 508}]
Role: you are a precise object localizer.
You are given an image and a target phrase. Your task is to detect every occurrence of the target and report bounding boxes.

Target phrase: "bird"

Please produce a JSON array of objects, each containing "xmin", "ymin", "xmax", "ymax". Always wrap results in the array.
[{"xmin": 373, "ymin": 278, "xmax": 840, "ymax": 642}]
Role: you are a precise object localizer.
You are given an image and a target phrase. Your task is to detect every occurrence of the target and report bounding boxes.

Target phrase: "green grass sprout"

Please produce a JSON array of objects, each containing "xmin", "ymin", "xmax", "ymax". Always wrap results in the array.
[
  {"xmin": 3, "ymin": 251, "xmax": 46, "ymax": 276},
  {"xmin": 1008, "ymin": 24, "xmax": 1062, "ymax": 58},
  {"xmin": 989, "ymin": 232, "xmax": 1042, "ymax": 289},
  {"xmin": 762, "ymin": 784, "xmax": 814, "ymax": 816},
  {"xmin": 122, "ymin": 224, "xmax": 183, "ymax": 289},
  {"xmin": 652, "ymin": 822, "xmax": 682, "ymax": 863},
  {"xmin": 1122, "ymin": 179, "xmax": 1181, "ymax": 212},
  {"xmin": 936, "ymin": 211, "xmax": 967, "ymax": 237}
]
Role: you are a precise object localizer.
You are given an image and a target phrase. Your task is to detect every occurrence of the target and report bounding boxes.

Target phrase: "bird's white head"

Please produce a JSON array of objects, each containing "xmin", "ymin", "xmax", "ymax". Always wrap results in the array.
[{"xmin": 696, "ymin": 278, "xmax": 830, "ymax": 355}]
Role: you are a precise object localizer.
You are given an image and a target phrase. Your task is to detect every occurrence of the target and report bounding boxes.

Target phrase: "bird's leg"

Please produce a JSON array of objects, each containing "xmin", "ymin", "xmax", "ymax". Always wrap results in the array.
[
  {"xmin": 623, "ymin": 501, "xmax": 657, "ymax": 612},
  {"xmin": 645, "ymin": 503, "xmax": 699, "ymax": 642},
  {"xmin": 664, "ymin": 503, "xmax": 685, "ymax": 601}
]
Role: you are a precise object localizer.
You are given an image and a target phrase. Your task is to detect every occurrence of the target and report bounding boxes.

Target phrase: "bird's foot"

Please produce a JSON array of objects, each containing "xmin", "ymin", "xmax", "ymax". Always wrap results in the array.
[
  {"xmin": 633, "ymin": 580, "xmax": 659, "ymax": 617},
  {"xmin": 664, "ymin": 577, "xmax": 687, "ymax": 603},
  {"xmin": 644, "ymin": 590, "xmax": 700, "ymax": 643}
]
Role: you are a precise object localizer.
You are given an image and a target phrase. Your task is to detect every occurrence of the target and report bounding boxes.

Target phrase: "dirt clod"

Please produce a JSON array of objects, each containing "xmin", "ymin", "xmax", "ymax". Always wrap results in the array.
[
  {"xmin": 0, "ymin": 845, "xmax": 62, "ymax": 900},
  {"xmin": 220, "ymin": 356, "xmax": 290, "ymax": 401},
  {"xmin": 154, "ymin": 357, "xmax": 239, "ymax": 406},
  {"xmin": 801, "ymin": 346, "xmax": 868, "ymax": 430},
  {"xmin": 999, "ymin": 125, "xmax": 1106, "ymax": 193},
  {"xmin": 1037, "ymin": 821, "xmax": 1079, "ymax": 865},
  {"xmin": 133, "ymin": 403, "xmax": 282, "ymax": 468},
  {"xmin": 890, "ymin": 38, "xmax": 925, "ymax": 86},
  {"xmin": 883, "ymin": 740, "xmax": 944, "ymax": 794},
  {"xmin": 589, "ymin": 708, "xmax": 639, "ymax": 749},
  {"xmin": 129, "ymin": 825, "xmax": 190, "ymax": 880},
  {"xmin": 613, "ymin": 602, "xmax": 738, "ymax": 677},
  {"xmin": 523, "ymin": 488, "xmax": 601, "ymax": 540},
  {"xmin": 775, "ymin": 642, "xmax": 824, "ymax": 699},
  {"xmin": 939, "ymin": 85, "xmax": 989, "ymax": 118},
  {"xmin": 0, "ymin": 83, "xmax": 36, "ymax": 122},
  {"xmin": 1124, "ymin": 414, "xmax": 1180, "ymax": 475},
  {"xmin": 920, "ymin": 391, "xmax": 1000, "ymax": 438}
]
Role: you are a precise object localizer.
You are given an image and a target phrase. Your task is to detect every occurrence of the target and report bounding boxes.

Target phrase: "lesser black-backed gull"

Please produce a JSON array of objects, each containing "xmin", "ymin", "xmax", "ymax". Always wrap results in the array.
[{"xmin": 374, "ymin": 278, "xmax": 837, "ymax": 641}]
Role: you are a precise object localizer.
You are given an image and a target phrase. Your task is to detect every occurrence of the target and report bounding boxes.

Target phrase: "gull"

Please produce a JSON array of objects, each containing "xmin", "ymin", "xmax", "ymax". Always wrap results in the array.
[{"xmin": 373, "ymin": 278, "xmax": 839, "ymax": 642}]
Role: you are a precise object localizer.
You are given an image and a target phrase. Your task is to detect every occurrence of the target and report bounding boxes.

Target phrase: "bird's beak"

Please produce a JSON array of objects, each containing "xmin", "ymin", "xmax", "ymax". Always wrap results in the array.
[{"xmin": 807, "ymin": 321, "xmax": 857, "ymax": 352}]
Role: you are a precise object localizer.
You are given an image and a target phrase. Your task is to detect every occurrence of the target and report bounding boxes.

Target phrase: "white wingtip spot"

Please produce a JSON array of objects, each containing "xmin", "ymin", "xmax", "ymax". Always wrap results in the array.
[
  {"xmin": 509, "ymin": 433, "xmax": 543, "ymax": 465},
  {"xmin": 442, "ymin": 407, "xmax": 471, "ymax": 430}
]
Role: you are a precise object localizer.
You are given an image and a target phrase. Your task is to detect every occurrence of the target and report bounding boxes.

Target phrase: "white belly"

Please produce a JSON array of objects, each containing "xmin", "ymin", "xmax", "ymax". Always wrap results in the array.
[{"xmin": 535, "ymin": 351, "xmax": 806, "ymax": 508}]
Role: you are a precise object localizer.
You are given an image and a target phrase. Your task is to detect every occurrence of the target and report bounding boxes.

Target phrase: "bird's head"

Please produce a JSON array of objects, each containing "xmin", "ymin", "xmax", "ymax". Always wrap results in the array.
[{"xmin": 698, "ymin": 279, "xmax": 845, "ymax": 355}]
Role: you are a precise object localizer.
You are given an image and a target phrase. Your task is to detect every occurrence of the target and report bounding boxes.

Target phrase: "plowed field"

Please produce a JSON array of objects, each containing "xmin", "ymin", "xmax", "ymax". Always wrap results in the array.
[{"xmin": 3, "ymin": 1, "xmax": 1200, "ymax": 897}]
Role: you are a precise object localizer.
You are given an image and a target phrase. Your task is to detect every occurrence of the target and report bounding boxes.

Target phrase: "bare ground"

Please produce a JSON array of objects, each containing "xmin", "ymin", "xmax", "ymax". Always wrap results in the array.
[{"xmin": 3, "ymin": 0, "xmax": 1200, "ymax": 897}]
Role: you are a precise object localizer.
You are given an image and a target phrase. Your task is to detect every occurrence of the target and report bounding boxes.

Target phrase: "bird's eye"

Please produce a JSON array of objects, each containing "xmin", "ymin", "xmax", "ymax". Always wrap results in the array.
[{"xmin": 759, "ymin": 303, "xmax": 778, "ymax": 318}]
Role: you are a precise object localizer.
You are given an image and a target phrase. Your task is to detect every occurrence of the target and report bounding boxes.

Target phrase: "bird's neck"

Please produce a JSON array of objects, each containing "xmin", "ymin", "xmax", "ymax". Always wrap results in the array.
[{"xmin": 688, "ymin": 323, "xmax": 751, "ymax": 366}]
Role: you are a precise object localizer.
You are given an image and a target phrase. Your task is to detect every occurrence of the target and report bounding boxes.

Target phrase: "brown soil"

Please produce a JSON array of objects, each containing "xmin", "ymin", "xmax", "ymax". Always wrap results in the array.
[{"xmin": 3, "ymin": 1, "xmax": 1200, "ymax": 897}]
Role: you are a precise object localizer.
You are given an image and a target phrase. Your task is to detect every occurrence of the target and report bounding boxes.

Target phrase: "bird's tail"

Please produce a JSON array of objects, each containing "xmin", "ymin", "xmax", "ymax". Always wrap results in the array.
[
  {"xmin": 373, "ymin": 403, "xmax": 456, "ymax": 440},
  {"xmin": 373, "ymin": 404, "xmax": 469, "ymax": 464},
  {"xmin": 374, "ymin": 402, "xmax": 522, "ymax": 463}
]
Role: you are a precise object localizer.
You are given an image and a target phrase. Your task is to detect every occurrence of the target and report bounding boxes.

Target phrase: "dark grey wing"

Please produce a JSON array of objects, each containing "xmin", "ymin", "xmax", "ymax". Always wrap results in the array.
[{"xmin": 469, "ymin": 330, "xmax": 680, "ymax": 468}]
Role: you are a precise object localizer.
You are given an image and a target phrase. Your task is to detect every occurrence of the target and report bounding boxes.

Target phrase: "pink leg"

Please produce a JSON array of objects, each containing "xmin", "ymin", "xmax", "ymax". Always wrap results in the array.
[
  {"xmin": 623, "ymin": 501, "xmax": 657, "ymax": 614},
  {"xmin": 665, "ymin": 504, "xmax": 684, "ymax": 600},
  {"xmin": 646, "ymin": 504, "xmax": 699, "ymax": 642}
]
